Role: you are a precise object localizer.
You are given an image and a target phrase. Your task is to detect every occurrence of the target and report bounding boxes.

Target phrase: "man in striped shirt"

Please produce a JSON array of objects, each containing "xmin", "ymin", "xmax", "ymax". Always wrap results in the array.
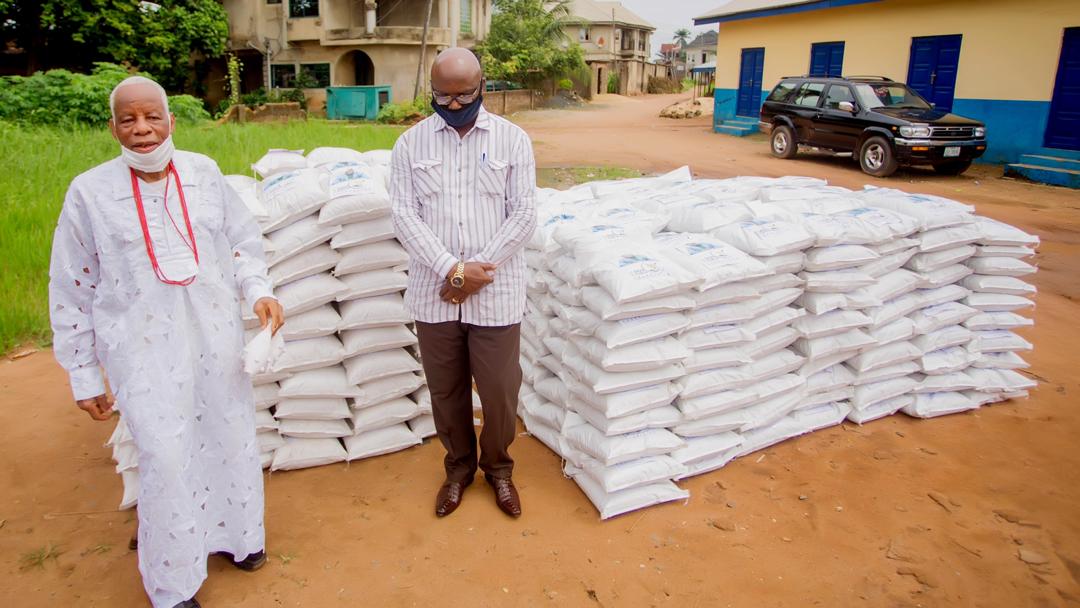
[{"xmin": 391, "ymin": 48, "xmax": 537, "ymax": 519}]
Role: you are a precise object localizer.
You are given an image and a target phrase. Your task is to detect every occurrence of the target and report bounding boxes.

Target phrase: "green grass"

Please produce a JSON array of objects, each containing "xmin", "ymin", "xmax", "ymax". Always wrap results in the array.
[
  {"xmin": 536, "ymin": 166, "xmax": 644, "ymax": 189},
  {"xmin": 19, "ymin": 543, "xmax": 63, "ymax": 570},
  {"xmin": 0, "ymin": 119, "xmax": 404, "ymax": 353}
]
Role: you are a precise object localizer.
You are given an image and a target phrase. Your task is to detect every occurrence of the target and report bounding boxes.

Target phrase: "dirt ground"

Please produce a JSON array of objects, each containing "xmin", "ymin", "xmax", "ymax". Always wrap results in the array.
[{"xmin": 3, "ymin": 94, "xmax": 1080, "ymax": 608}]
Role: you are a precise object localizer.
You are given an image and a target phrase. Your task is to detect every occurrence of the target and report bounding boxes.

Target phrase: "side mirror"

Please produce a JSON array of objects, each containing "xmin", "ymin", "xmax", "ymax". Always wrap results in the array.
[{"xmin": 838, "ymin": 101, "xmax": 856, "ymax": 113}]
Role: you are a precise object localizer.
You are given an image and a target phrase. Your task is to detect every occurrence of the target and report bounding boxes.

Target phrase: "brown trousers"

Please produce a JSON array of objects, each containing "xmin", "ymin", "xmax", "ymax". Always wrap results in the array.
[{"xmin": 415, "ymin": 321, "xmax": 522, "ymax": 483}]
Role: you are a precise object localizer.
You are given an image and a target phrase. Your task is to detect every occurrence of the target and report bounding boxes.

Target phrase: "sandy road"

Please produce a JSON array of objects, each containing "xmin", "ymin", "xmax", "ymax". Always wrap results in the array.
[{"xmin": 2, "ymin": 94, "xmax": 1079, "ymax": 607}]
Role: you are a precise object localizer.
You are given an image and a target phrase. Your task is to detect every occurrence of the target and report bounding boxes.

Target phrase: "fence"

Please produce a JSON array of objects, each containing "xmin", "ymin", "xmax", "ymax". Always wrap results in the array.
[{"xmin": 482, "ymin": 90, "xmax": 536, "ymax": 116}]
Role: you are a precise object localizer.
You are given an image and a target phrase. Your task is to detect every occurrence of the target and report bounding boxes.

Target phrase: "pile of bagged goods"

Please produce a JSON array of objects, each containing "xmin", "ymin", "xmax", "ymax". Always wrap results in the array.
[
  {"xmin": 105, "ymin": 159, "xmax": 1039, "ymax": 520},
  {"xmin": 518, "ymin": 168, "xmax": 1039, "ymax": 519},
  {"xmin": 107, "ymin": 147, "xmax": 444, "ymax": 508}
]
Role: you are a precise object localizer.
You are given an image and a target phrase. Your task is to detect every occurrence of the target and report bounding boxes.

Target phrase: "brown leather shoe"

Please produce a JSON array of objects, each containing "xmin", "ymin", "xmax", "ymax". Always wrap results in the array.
[
  {"xmin": 435, "ymin": 477, "xmax": 473, "ymax": 517},
  {"xmin": 486, "ymin": 474, "xmax": 521, "ymax": 518}
]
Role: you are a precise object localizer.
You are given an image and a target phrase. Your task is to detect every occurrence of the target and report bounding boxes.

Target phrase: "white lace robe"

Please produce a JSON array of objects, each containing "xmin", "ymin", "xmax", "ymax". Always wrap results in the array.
[{"xmin": 49, "ymin": 151, "xmax": 273, "ymax": 607}]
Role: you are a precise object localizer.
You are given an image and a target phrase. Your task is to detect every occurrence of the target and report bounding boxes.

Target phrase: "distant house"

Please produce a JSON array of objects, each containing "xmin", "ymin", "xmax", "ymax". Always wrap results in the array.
[
  {"xmin": 683, "ymin": 31, "xmax": 717, "ymax": 72},
  {"xmin": 693, "ymin": 0, "xmax": 1080, "ymax": 168},
  {"xmin": 562, "ymin": 0, "xmax": 662, "ymax": 95},
  {"xmin": 658, "ymin": 42, "xmax": 687, "ymax": 79},
  {"xmin": 218, "ymin": 0, "xmax": 493, "ymax": 110}
]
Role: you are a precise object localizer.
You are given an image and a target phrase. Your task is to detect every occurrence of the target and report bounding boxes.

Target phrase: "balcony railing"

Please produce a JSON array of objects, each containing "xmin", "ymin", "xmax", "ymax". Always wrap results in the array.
[{"xmin": 322, "ymin": 25, "xmax": 452, "ymax": 45}]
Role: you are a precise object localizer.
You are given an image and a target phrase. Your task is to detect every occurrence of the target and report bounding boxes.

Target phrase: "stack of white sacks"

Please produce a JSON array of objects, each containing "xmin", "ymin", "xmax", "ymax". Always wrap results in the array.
[
  {"xmin": 108, "ymin": 147, "xmax": 439, "ymax": 507},
  {"xmin": 519, "ymin": 169, "xmax": 1038, "ymax": 519}
]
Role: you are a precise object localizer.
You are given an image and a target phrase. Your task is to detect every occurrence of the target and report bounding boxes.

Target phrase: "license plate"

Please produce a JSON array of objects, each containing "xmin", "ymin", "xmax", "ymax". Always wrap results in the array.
[{"xmin": 944, "ymin": 146, "xmax": 961, "ymax": 158}]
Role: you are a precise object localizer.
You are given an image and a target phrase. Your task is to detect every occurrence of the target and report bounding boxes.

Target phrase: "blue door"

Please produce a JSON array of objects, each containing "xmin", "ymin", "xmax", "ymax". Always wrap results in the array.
[
  {"xmin": 907, "ymin": 35, "xmax": 962, "ymax": 111},
  {"xmin": 737, "ymin": 47, "xmax": 765, "ymax": 117},
  {"xmin": 810, "ymin": 42, "xmax": 845, "ymax": 77},
  {"xmin": 1046, "ymin": 27, "xmax": 1080, "ymax": 150}
]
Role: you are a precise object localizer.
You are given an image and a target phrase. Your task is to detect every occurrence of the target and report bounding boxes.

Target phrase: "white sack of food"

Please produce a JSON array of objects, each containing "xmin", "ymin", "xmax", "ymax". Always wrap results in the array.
[
  {"xmin": 252, "ymin": 149, "xmax": 307, "ymax": 178},
  {"xmin": 711, "ymin": 219, "xmax": 816, "ymax": 256},
  {"xmin": 338, "ymin": 293, "xmax": 411, "ymax": 330},
  {"xmin": 337, "ymin": 269, "xmax": 409, "ymax": 302},
  {"xmin": 278, "ymin": 418, "xmax": 352, "ymax": 439},
  {"xmin": 349, "ymin": 398, "xmax": 420, "ymax": 433},
  {"xmin": 258, "ymin": 168, "xmax": 328, "ymax": 231},
  {"xmin": 352, "ymin": 373, "xmax": 426, "ymax": 409},
  {"xmin": 335, "ymin": 240, "xmax": 410, "ymax": 275},
  {"xmin": 344, "ymin": 423, "xmax": 421, "ymax": 460},
  {"xmin": 573, "ymin": 474, "xmax": 689, "ymax": 520},
  {"xmin": 274, "ymin": 397, "xmax": 351, "ymax": 420},
  {"xmin": 270, "ymin": 244, "xmax": 341, "ymax": 286},
  {"xmin": 271, "ymin": 437, "xmax": 348, "ymax": 471},
  {"xmin": 274, "ymin": 335, "xmax": 346, "ymax": 373},
  {"xmin": 331, "ymin": 216, "xmax": 396, "ymax": 249},
  {"xmin": 278, "ymin": 365, "xmax": 357, "ymax": 399},
  {"xmin": 902, "ymin": 391, "xmax": 978, "ymax": 418}
]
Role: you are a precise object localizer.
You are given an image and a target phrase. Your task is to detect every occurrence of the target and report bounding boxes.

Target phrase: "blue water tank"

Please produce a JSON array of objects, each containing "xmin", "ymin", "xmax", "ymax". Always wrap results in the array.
[{"xmin": 326, "ymin": 86, "xmax": 392, "ymax": 120}]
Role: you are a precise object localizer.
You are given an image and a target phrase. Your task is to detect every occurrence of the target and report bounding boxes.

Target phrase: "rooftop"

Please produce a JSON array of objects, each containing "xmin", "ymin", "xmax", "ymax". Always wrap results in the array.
[
  {"xmin": 683, "ymin": 31, "xmax": 718, "ymax": 50},
  {"xmin": 564, "ymin": 0, "xmax": 656, "ymax": 30},
  {"xmin": 694, "ymin": 0, "xmax": 881, "ymax": 25}
]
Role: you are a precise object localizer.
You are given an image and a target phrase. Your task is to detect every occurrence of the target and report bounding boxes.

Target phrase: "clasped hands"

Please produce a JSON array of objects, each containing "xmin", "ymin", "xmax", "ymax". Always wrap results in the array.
[{"xmin": 441, "ymin": 262, "xmax": 497, "ymax": 304}]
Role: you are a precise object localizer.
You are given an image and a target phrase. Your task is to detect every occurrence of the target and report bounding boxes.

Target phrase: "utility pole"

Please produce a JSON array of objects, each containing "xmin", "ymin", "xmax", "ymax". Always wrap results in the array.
[{"xmin": 415, "ymin": 0, "xmax": 434, "ymax": 99}]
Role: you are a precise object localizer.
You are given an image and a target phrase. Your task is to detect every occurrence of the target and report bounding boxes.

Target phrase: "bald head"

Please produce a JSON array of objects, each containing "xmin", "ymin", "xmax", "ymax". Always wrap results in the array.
[{"xmin": 431, "ymin": 48, "xmax": 483, "ymax": 108}]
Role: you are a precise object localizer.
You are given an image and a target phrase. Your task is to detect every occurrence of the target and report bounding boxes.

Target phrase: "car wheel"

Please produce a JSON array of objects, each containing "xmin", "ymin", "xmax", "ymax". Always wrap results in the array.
[
  {"xmin": 859, "ymin": 136, "xmax": 899, "ymax": 177},
  {"xmin": 933, "ymin": 160, "xmax": 972, "ymax": 176},
  {"xmin": 770, "ymin": 125, "xmax": 798, "ymax": 159}
]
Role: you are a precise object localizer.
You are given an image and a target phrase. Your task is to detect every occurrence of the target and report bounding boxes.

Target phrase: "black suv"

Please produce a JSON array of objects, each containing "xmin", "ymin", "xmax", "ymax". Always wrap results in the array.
[{"xmin": 759, "ymin": 76, "xmax": 987, "ymax": 177}]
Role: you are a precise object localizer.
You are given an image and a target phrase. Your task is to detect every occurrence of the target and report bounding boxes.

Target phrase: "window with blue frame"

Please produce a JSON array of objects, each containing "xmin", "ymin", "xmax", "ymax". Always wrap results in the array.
[{"xmin": 809, "ymin": 41, "xmax": 845, "ymax": 77}]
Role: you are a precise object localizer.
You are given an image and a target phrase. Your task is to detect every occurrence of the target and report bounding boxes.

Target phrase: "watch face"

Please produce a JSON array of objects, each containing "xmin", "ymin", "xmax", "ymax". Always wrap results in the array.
[{"xmin": 451, "ymin": 277, "xmax": 465, "ymax": 288}]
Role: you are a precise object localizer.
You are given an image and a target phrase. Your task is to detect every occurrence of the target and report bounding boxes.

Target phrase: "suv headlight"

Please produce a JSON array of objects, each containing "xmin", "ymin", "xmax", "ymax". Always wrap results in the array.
[
  {"xmin": 899, "ymin": 125, "xmax": 932, "ymax": 138},
  {"xmin": 974, "ymin": 126, "xmax": 986, "ymax": 138}
]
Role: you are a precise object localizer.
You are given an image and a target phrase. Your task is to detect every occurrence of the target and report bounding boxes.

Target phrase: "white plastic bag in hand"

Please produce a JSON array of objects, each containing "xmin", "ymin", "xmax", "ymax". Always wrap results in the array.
[{"xmin": 244, "ymin": 325, "xmax": 286, "ymax": 375}]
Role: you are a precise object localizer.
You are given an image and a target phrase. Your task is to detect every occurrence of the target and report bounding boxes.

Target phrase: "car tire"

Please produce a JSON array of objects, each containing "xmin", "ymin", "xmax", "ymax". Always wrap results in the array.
[
  {"xmin": 859, "ymin": 136, "xmax": 899, "ymax": 177},
  {"xmin": 770, "ymin": 125, "xmax": 798, "ymax": 159},
  {"xmin": 933, "ymin": 160, "xmax": 972, "ymax": 176}
]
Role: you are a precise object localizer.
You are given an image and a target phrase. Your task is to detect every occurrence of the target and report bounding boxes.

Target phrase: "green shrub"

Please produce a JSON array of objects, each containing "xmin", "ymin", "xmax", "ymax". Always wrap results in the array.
[
  {"xmin": 168, "ymin": 95, "xmax": 212, "ymax": 123},
  {"xmin": 236, "ymin": 87, "xmax": 307, "ymax": 111},
  {"xmin": 557, "ymin": 78, "xmax": 574, "ymax": 91},
  {"xmin": 0, "ymin": 62, "xmax": 213, "ymax": 126},
  {"xmin": 606, "ymin": 73, "xmax": 621, "ymax": 94},
  {"xmin": 376, "ymin": 95, "xmax": 434, "ymax": 125},
  {"xmin": 681, "ymin": 77, "xmax": 695, "ymax": 92}
]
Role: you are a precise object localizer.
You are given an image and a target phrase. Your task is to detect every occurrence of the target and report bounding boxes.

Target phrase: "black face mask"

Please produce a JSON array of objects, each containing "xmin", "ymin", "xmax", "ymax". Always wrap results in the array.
[{"xmin": 432, "ymin": 94, "xmax": 483, "ymax": 128}]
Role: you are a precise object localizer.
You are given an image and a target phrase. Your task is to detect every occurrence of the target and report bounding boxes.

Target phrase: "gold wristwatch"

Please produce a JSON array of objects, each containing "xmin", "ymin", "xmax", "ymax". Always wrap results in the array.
[{"xmin": 450, "ymin": 261, "xmax": 466, "ymax": 288}]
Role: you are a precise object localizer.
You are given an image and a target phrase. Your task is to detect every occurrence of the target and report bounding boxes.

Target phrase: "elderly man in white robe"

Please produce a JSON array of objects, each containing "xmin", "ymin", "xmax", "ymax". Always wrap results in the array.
[{"xmin": 48, "ymin": 76, "xmax": 284, "ymax": 608}]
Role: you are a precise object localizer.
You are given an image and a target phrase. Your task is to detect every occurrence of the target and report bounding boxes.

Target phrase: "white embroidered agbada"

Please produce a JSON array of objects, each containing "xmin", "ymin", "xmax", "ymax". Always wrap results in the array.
[{"xmin": 49, "ymin": 150, "xmax": 272, "ymax": 608}]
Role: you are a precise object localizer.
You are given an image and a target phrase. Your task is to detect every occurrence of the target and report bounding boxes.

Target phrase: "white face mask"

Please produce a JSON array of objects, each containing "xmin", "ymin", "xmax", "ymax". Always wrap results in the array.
[{"xmin": 120, "ymin": 135, "xmax": 175, "ymax": 173}]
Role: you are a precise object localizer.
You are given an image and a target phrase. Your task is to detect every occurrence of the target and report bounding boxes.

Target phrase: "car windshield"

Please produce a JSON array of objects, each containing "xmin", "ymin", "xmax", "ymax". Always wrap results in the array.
[{"xmin": 853, "ymin": 83, "xmax": 931, "ymax": 110}]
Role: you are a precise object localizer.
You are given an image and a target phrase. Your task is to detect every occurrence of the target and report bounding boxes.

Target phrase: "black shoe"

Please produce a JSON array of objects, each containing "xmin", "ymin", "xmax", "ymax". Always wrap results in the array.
[
  {"xmin": 216, "ymin": 550, "xmax": 267, "ymax": 572},
  {"xmin": 172, "ymin": 599, "xmax": 200, "ymax": 608}
]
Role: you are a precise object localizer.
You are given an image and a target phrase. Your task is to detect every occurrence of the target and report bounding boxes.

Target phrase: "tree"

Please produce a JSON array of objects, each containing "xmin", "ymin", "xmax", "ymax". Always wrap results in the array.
[
  {"xmin": 673, "ymin": 28, "xmax": 691, "ymax": 47},
  {"xmin": 0, "ymin": 0, "xmax": 229, "ymax": 92},
  {"xmin": 475, "ymin": 0, "xmax": 587, "ymax": 89}
]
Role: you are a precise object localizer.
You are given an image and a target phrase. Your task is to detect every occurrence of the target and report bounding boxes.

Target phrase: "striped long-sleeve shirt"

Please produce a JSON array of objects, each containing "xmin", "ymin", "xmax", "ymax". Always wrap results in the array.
[{"xmin": 390, "ymin": 106, "xmax": 537, "ymax": 326}]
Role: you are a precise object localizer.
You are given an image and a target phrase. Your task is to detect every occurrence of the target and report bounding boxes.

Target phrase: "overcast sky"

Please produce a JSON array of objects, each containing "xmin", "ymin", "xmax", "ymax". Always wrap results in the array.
[{"xmin": 619, "ymin": 0, "xmax": 725, "ymax": 51}]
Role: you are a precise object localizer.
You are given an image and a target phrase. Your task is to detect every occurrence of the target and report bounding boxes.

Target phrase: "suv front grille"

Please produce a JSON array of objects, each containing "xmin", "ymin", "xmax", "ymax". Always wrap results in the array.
[{"xmin": 929, "ymin": 126, "xmax": 976, "ymax": 139}]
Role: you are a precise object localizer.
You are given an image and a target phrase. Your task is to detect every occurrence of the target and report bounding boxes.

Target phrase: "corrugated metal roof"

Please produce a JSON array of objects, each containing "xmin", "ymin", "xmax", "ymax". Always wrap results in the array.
[
  {"xmin": 565, "ymin": 0, "xmax": 656, "ymax": 30},
  {"xmin": 695, "ymin": 0, "xmax": 819, "ymax": 22},
  {"xmin": 694, "ymin": 0, "xmax": 880, "ymax": 24}
]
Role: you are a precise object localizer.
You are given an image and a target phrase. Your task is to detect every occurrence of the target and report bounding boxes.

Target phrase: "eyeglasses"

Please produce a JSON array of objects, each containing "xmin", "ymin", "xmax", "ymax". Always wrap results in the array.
[{"xmin": 431, "ymin": 82, "xmax": 483, "ymax": 106}]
